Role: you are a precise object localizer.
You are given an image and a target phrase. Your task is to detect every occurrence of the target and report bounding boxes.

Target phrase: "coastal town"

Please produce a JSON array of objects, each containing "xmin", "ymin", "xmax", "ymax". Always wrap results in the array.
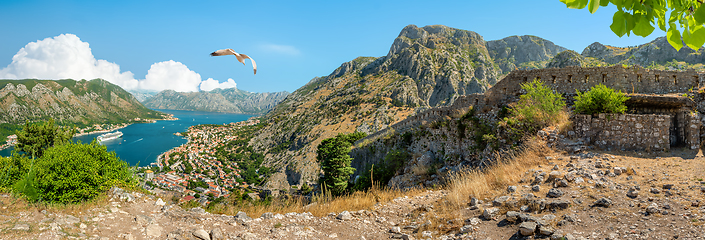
[{"xmin": 142, "ymin": 118, "xmax": 262, "ymax": 204}]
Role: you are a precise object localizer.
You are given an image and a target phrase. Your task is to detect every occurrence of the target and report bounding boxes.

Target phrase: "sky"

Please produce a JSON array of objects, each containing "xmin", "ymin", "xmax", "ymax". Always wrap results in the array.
[{"xmin": 0, "ymin": 0, "xmax": 667, "ymax": 93}]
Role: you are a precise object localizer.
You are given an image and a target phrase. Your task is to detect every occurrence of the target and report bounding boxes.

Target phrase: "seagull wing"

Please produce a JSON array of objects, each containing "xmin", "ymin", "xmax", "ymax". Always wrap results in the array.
[
  {"xmin": 211, "ymin": 49, "xmax": 257, "ymax": 75},
  {"xmin": 210, "ymin": 49, "xmax": 238, "ymax": 56},
  {"xmin": 239, "ymin": 54, "xmax": 257, "ymax": 75}
]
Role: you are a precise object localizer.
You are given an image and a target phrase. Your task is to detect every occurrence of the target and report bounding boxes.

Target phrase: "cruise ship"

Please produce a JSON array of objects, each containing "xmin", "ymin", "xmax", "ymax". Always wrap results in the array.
[{"xmin": 97, "ymin": 131, "xmax": 123, "ymax": 142}]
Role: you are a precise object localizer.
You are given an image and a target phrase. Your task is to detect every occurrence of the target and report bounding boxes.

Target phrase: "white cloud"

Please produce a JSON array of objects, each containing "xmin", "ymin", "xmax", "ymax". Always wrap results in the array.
[
  {"xmin": 0, "ymin": 34, "xmax": 236, "ymax": 93},
  {"xmin": 139, "ymin": 60, "xmax": 202, "ymax": 92},
  {"xmin": 0, "ymin": 34, "xmax": 139, "ymax": 89},
  {"xmin": 260, "ymin": 43, "xmax": 301, "ymax": 55},
  {"xmin": 200, "ymin": 78, "xmax": 237, "ymax": 91}
]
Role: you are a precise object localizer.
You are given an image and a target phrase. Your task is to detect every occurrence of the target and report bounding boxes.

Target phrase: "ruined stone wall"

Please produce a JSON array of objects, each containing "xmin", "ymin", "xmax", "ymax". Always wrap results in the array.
[
  {"xmin": 685, "ymin": 111, "xmax": 701, "ymax": 149},
  {"xmin": 573, "ymin": 114, "xmax": 671, "ymax": 151},
  {"xmin": 355, "ymin": 93, "xmax": 485, "ymax": 146},
  {"xmin": 487, "ymin": 65, "xmax": 704, "ymax": 105}
]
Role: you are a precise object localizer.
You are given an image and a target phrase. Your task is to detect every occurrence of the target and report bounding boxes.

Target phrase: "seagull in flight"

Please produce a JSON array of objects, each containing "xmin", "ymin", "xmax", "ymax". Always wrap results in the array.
[{"xmin": 210, "ymin": 49, "xmax": 257, "ymax": 75}]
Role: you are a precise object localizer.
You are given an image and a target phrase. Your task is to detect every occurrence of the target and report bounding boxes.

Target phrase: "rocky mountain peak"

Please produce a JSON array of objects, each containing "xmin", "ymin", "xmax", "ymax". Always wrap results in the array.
[
  {"xmin": 486, "ymin": 35, "xmax": 567, "ymax": 74},
  {"xmin": 546, "ymin": 50, "xmax": 585, "ymax": 69},
  {"xmin": 581, "ymin": 42, "xmax": 610, "ymax": 57},
  {"xmin": 388, "ymin": 24, "xmax": 486, "ymax": 57}
]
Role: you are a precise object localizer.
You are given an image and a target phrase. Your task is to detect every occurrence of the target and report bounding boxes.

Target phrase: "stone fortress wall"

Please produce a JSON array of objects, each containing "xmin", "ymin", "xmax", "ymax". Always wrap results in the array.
[
  {"xmin": 573, "ymin": 114, "xmax": 672, "ymax": 151},
  {"xmin": 486, "ymin": 65, "xmax": 704, "ymax": 104},
  {"xmin": 354, "ymin": 65, "xmax": 704, "ymax": 152}
]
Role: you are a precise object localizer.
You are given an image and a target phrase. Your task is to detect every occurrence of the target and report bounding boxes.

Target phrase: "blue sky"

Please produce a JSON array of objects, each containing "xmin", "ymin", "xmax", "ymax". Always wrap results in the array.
[{"xmin": 0, "ymin": 0, "xmax": 663, "ymax": 93}]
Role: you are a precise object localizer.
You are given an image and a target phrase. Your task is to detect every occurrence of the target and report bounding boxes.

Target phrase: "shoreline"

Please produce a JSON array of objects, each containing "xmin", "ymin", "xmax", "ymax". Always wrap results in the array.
[
  {"xmin": 73, "ymin": 114, "xmax": 178, "ymax": 138},
  {"xmin": 73, "ymin": 124, "xmax": 130, "ymax": 138},
  {"xmin": 2, "ymin": 115, "xmax": 180, "ymax": 155}
]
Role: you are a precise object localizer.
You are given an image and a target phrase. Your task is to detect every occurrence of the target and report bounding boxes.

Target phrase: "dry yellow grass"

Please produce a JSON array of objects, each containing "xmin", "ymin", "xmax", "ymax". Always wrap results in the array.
[{"xmin": 441, "ymin": 137, "xmax": 552, "ymax": 215}]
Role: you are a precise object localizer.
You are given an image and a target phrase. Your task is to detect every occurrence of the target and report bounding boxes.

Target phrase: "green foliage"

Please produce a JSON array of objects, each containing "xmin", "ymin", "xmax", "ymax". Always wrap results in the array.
[
  {"xmin": 0, "ymin": 154, "xmax": 31, "ymax": 191},
  {"xmin": 353, "ymin": 149, "xmax": 410, "ymax": 191},
  {"xmin": 338, "ymin": 131, "xmax": 367, "ymax": 144},
  {"xmin": 15, "ymin": 119, "xmax": 75, "ymax": 159},
  {"xmin": 574, "ymin": 84, "xmax": 630, "ymax": 115},
  {"xmin": 300, "ymin": 182, "xmax": 312, "ymax": 195},
  {"xmin": 559, "ymin": 0, "xmax": 705, "ymax": 50},
  {"xmin": 401, "ymin": 132, "xmax": 413, "ymax": 146},
  {"xmin": 0, "ymin": 123, "xmax": 22, "ymax": 143},
  {"xmin": 500, "ymin": 79, "xmax": 566, "ymax": 143},
  {"xmin": 187, "ymin": 180, "xmax": 208, "ymax": 190},
  {"xmin": 317, "ymin": 133, "xmax": 363, "ymax": 196},
  {"xmin": 24, "ymin": 141, "xmax": 135, "ymax": 203},
  {"xmin": 512, "ymin": 80, "xmax": 566, "ymax": 126}
]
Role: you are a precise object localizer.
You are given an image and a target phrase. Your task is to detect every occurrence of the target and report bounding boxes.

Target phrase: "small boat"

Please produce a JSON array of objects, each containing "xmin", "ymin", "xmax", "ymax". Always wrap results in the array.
[{"xmin": 97, "ymin": 131, "xmax": 123, "ymax": 142}]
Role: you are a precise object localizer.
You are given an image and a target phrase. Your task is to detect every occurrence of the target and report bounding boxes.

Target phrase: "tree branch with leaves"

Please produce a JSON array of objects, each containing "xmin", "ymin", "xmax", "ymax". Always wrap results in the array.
[{"xmin": 559, "ymin": 0, "xmax": 705, "ymax": 50}]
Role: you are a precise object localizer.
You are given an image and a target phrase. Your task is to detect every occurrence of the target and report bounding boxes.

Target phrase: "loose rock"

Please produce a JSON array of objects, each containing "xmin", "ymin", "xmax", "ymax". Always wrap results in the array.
[
  {"xmin": 337, "ymin": 211, "xmax": 352, "ymax": 220},
  {"xmin": 594, "ymin": 198, "xmax": 612, "ymax": 207},
  {"xmin": 518, "ymin": 221, "xmax": 537, "ymax": 236},
  {"xmin": 193, "ymin": 229, "xmax": 211, "ymax": 240},
  {"xmin": 547, "ymin": 188, "xmax": 564, "ymax": 198},
  {"xmin": 483, "ymin": 207, "xmax": 499, "ymax": 220}
]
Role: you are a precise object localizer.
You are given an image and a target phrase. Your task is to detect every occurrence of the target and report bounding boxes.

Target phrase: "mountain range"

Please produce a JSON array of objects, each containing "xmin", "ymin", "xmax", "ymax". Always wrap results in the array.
[{"xmin": 137, "ymin": 88, "xmax": 289, "ymax": 115}]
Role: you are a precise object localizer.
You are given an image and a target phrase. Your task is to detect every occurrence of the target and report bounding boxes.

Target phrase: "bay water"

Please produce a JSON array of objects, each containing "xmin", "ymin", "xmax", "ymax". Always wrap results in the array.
[{"xmin": 0, "ymin": 109, "xmax": 252, "ymax": 166}]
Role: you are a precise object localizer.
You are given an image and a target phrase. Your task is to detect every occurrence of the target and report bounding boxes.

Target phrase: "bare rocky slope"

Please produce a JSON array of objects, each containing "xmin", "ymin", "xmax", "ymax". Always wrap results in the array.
[
  {"xmin": 248, "ymin": 24, "xmax": 567, "ymax": 189},
  {"xmin": 142, "ymin": 88, "xmax": 289, "ymax": 115}
]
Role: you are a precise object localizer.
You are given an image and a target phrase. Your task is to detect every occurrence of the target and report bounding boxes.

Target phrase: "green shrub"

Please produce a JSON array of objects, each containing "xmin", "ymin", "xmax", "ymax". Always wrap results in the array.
[
  {"xmin": 15, "ymin": 119, "xmax": 75, "ymax": 159},
  {"xmin": 511, "ymin": 79, "xmax": 566, "ymax": 127},
  {"xmin": 574, "ymin": 84, "xmax": 629, "ymax": 115},
  {"xmin": 26, "ymin": 141, "xmax": 136, "ymax": 203},
  {"xmin": 500, "ymin": 79, "xmax": 567, "ymax": 142},
  {"xmin": 0, "ymin": 154, "xmax": 31, "ymax": 191}
]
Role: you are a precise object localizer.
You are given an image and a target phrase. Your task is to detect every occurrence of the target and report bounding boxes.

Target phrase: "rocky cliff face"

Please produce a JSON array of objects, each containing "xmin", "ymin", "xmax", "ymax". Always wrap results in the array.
[
  {"xmin": 0, "ymin": 79, "xmax": 163, "ymax": 125},
  {"xmin": 487, "ymin": 35, "xmax": 568, "ymax": 74},
  {"xmin": 142, "ymin": 88, "xmax": 289, "ymax": 115},
  {"xmin": 362, "ymin": 25, "xmax": 497, "ymax": 106}
]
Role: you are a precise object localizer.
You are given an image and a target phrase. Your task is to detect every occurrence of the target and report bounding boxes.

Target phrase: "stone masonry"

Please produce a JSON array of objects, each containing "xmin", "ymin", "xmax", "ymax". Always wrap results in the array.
[
  {"xmin": 486, "ymin": 65, "xmax": 705, "ymax": 105},
  {"xmin": 574, "ymin": 114, "xmax": 671, "ymax": 151}
]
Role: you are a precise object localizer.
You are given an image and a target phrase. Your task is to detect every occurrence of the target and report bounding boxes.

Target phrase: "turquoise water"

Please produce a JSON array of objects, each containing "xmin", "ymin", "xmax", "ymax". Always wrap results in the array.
[{"xmin": 0, "ymin": 109, "xmax": 252, "ymax": 166}]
